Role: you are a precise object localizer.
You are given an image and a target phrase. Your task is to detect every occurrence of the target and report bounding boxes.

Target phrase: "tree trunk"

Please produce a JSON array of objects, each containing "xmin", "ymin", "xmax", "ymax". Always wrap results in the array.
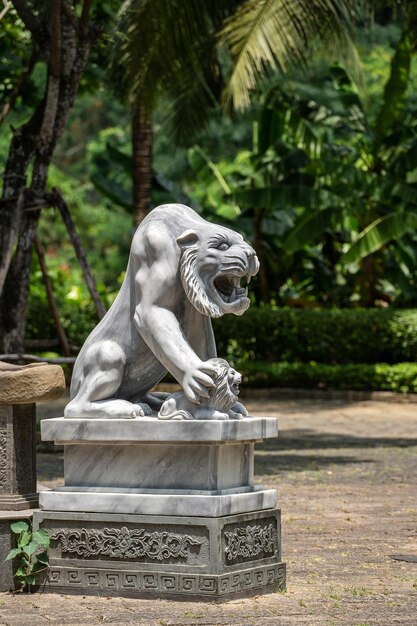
[
  {"xmin": 0, "ymin": 97, "xmax": 45, "ymax": 296},
  {"xmin": 2, "ymin": 211, "xmax": 40, "ymax": 353},
  {"xmin": 34, "ymin": 235, "xmax": 71, "ymax": 357},
  {"xmin": 0, "ymin": 0, "xmax": 95, "ymax": 353},
  {"xmin": 358, "ymin": 255, "xmax": 383, "ymax": 306},
  {"xmin": 53, "ymin": 189, "xmax": 106, "ymax": 320},
  {"xmin": 132, "ymin": 102, "xmax": 152, "ymax": 228}
]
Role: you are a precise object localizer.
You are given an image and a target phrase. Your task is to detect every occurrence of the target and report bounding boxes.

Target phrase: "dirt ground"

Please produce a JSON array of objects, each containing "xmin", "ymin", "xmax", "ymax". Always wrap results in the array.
[{"xmin": 1, "ymin": 397, "xmax": 416, "ymax": 625}]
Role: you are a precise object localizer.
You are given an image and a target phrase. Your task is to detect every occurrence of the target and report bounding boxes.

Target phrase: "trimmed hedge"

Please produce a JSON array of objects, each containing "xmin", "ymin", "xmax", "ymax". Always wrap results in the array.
[
  {"xmin": 27, "ymin": 299, "xmax": 417, "ymax": 366},
  {"xmin": 25, "ymin": 298, "xmax": 417, "ymax": 392},
  {"xmin": 214, "ymin": 307, "xmax": 417, "ymax": 365},
  {"xmin": 238, "ymin": 361, "xmax": 417, "ymax": 393}
]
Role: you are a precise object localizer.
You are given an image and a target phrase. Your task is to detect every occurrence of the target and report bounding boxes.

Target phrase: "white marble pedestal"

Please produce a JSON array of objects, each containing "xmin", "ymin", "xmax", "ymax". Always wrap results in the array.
[{"xmin": 34, "ymin": 416, "xmax": 286, "ymax": 599}]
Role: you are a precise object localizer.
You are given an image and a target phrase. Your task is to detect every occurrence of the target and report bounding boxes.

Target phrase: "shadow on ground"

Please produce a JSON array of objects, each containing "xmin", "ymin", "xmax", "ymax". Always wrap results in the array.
[
  {"xmin": 260, "ymin": 430, "xmax": 417, "ymax": 450},
  {"xmin": 255, "ymin": 452, "xmax": 374, "ymax": 475},
  {"xmin": 37, "ymin": 430, "xmax": 417, "ymax": 481}
]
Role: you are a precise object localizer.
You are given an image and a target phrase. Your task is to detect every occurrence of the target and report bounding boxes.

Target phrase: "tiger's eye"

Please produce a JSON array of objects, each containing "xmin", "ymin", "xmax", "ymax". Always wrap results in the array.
[{"xmin": 217, "ymin": 242, "xmax": 230, "ymax": 251}]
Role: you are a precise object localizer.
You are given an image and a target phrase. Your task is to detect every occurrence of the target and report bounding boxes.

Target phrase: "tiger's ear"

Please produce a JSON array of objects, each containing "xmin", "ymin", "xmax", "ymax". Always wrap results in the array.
[{"xmin": 176, "ymin": 229, "xmax": 199, "ymax": 249}]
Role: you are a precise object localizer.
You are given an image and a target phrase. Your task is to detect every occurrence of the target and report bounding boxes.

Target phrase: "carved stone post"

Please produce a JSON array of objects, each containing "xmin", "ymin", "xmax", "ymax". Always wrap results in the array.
[
  {"xmin": 0, "ymin": 362, "xmax": 65, "ymax": 591},
  {"xmin": 0, "ymin": 403, "xmax": 38, "ymax": 510}
]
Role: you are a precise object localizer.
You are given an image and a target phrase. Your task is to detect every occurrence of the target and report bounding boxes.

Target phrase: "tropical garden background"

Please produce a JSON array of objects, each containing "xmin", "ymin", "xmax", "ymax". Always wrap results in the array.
[{"xmin": 2, "ymin": 0, "xmax": 417, "ymax": 392}]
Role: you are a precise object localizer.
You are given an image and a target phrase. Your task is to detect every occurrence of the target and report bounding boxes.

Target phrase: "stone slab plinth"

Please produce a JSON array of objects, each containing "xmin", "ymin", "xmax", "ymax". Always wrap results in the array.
[
  {"xmin": 39, "ymin": 486, "xmax": 277, "ymax": 517},
  {"xmin": 33, "ymin": 509, "xmax": 286, "ymax": 600},
  {"xmin": 41, "ymin": 416, "xmax": 279, "ymax": 443},
  {"xmin": 39, "ymin": 417, "xmax": 279, "ymax": 517}
]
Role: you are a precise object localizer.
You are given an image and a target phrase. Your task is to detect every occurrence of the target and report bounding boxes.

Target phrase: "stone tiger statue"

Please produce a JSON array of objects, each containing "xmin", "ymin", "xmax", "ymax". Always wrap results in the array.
[{"xmin": 65, "ymin": 204, "xmax": 259, "ymax": 419}]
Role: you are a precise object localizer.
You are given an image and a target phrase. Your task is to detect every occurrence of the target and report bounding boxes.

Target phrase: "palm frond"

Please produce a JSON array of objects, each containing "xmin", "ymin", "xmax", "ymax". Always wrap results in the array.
[
  {"xmin": 220, "ymin": 0, "xmax": 358, "ymax": 110},
  {"xmin": 113, "ymin": 0, "xmax": 234, "ymax": 131}
]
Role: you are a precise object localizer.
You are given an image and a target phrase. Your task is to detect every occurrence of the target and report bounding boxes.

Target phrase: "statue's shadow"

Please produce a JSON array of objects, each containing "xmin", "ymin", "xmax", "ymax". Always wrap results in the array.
[{"xmin": 255, "ymin": 429, "xmax": 417, "ymax": 475}]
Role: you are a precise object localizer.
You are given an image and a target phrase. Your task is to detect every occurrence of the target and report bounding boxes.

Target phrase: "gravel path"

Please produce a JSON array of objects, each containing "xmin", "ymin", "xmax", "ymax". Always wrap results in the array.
[{"xmin": 1, "ymin": 397, "xmax": 416, "ymax": 625}]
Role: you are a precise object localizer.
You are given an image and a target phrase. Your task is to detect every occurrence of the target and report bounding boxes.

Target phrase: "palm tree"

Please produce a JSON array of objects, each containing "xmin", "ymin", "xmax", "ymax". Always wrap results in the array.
[
  {"xmin": 113, "ymin": 0, "xmax": 236, "ymax": 225},
  {"xmin": 114, "ymin": 0, "xmax": 358, "ymax": 224}
]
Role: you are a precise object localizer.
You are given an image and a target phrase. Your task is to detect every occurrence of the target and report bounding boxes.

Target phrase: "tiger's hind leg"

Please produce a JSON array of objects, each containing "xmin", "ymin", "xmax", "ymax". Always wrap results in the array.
[{"xmin": 65, "ymin": 340, "xmax": 150, "ymax": 419}]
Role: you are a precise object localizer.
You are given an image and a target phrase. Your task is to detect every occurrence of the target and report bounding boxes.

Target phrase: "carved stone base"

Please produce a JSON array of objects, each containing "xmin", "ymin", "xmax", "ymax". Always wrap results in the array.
[
  {"xmin": 0, "ymin": 493, "xmax": 39, "ymax": 511},
  {"xmin": 33, "ymin": 509, "xmax": 286, "ymax": 600},
  {"xmin": 37, "ymin": 562, "xmax": 286, "ymax": 600},
  {"xmin": 0, "ymin": 404, "xmax": 37, "ymax": 511},
  {"xmin": 0, "ymin": 517, "xmax": 17, "ymax": 592}
]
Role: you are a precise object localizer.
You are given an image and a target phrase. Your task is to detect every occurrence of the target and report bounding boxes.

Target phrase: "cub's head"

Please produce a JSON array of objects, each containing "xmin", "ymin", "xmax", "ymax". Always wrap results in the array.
[
  {"xmin": 205, "ymin": 358, "xmax": 242, "ymax": 411},
  {"xmin": 177, "ymin": 225, "xmax": 259, "ymax": 318}
]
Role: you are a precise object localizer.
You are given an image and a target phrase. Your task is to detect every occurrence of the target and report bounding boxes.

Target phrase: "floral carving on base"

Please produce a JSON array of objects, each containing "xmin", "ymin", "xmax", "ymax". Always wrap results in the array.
[
  {"xmin": 51, "ymin": 526, "xmax": 203, "ymax": 561},
  {"xmin": 224, "ymin": 524, "xmax": 276, "ymax": 562}
]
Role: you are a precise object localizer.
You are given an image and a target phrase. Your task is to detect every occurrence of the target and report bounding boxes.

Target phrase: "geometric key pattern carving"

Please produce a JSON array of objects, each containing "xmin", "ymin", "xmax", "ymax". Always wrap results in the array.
[{"xmin": 47, "ymin": 563, "xmax": 286, "ymax": 596}]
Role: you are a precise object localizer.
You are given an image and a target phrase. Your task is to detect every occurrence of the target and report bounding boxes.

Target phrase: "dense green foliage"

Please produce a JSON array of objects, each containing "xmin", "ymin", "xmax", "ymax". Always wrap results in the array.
[
  {"xmin": 18, "ymin": 12, "xmax": 417, "ymax": 323},
  {"xmin": 26, "ymin": 296, "xmax": 417, "ymax": 393},
  {"xmin": 214, "ymin": 307, "xmax": 417, "ymax": 364},
  {"xmin": 182, "ymin": 30, "xmax": 417, "ymax": 307},
  {"xmin": 238, "ymin": 360, "xmax": 417, "ymax": 393},
  {"xmin": 3, "ymin": 3, "xmax": 417, "ymax": 395},
  {"xmin": 114, "ymin": 0, "xmax": 356, "ymax": 131},
  {"xmin": 27, "ymin": 286, "xmax": 98, "ymax": 349},
  {"xmin": 26, "ymin": 299, "xmax": 417, "ymax": 366}
]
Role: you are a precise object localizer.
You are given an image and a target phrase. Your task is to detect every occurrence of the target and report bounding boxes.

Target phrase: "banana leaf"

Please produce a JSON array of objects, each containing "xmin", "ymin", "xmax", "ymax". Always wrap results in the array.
[
  {"xmin": 232, "ymin": 185, "xmax": 318, "ymax": 210},
  {"xmin": 283, "ymin": 206, "xmax": 336, "ymax": 253},
  {"xmin": 91, "ymin": 174, "xmax": 133, "ymax": 212},
  {"xmin": 341, "ymin": 212, "xmax": 417, "ymax": 265},
  {"xmin": 374, "ymin": 31, "xmax": 412, "ymax": 155},
  {"xmin": 153, "ymin": 172, "xmax": 201, "ymax": 210}
]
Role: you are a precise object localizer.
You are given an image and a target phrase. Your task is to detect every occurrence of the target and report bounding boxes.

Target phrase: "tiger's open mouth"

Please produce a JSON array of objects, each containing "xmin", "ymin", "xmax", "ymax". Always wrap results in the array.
[
  {"xmin": 230, "ymin": 379, "xmax": 240, "ymax": 395},
  {"xmin": 213, "ymin": 274, "xmax": 250, "ymax": 304}
]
